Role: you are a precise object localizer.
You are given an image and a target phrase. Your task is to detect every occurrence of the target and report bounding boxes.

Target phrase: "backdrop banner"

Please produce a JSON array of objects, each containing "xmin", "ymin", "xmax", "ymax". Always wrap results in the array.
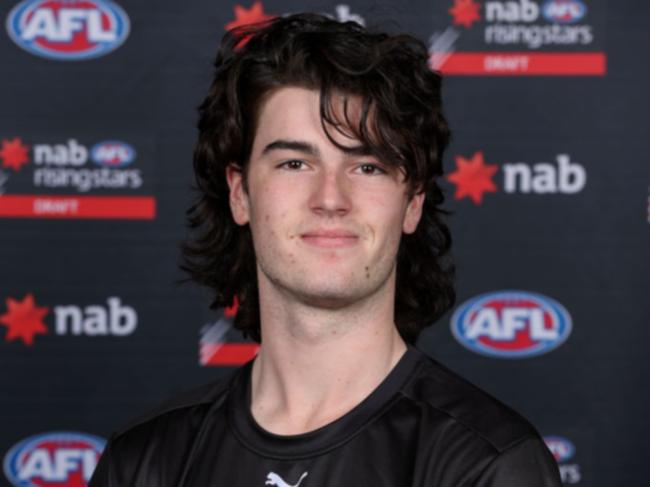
[{"xmin": 1, "ymin": 1, "xmax": 648, "ymax": 486}]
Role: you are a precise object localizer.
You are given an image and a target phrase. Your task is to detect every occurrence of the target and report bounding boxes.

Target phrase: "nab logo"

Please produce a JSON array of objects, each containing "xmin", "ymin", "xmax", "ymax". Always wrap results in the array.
[
  {"xmin": 450, "ymin": 290, "xmax": 572, "ymax": 358},
  {"xmin": 90, "ymin": 141, "xmax": 135, "ymax": 167},
  {"xmin": 0, "ymin": 293, "xmax": 138, "ymax": 346},
  {"xmin": 544, "ymin": 436, "xmax": 575, "ymax": 462},
  {"xmin": 542, "ymin": 0, "xmax": 587, "ymax": 24},
  {"xmin": 447, "ymin": 151, "xmax": 587, "ymax": 205},
  {"xmin": 3, "ymin": 431, "xmax": 105, "ymax": 487},
  {"xmin": 6, "ymin": 0, "xmax": 130, "ymax": 61}
]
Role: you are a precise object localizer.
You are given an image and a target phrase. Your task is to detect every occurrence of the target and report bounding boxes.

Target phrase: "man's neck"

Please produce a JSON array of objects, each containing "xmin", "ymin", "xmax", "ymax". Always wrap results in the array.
[{"xmin": 249, "ymin": 275, "xmax": 407, "ymax": 436}]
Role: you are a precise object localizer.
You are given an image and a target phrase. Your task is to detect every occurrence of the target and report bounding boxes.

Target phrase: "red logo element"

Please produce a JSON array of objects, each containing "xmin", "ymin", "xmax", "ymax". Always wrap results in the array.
[
  {"xmin": 440, "ymin": 53, "xmax": 606, "ymax": 76},
  {"xmin": 199, "ymin": 301, "xmax": 259, "ymax": 367},
  {"xmin": 449, "ymin": 0, "xmax": 481, "ymax": 28},
  {"xmin": 0, "ymin": 195, "xmax": 156, "ymax": 219},
  {"xmin": 447, "ymin": 151, "xmax": 498, "ymax": 204},
  {"xmin": 225, "ymin": 1, "xmax": 275, "ymax": 48},
  {"xmin": 7, "ymin": 0, "xmax": 130, "ymax": 61},
  {"xmin": 0, "ymin": 137, "xmax": 30, "ymax": 171},
  {"xmin": 451, "ymin": 291, "xmax": 572, "ymax": 358},
  {"xmin": 4, "ymin": 431, "xmax": 106, "ymax": 486},
  {"xmin": 225, "ymin": 296, "xmax": 239, "ymax": 318},
  {"xmin": 0, "ymin": 293, "xmax": 49, "ymax": 346}
]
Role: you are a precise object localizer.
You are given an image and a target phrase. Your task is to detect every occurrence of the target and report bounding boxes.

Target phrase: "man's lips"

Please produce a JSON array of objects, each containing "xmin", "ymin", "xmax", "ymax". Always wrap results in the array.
[{"xmin": 300, "ymin": 230, "xmax": 359, "ymax": 248}]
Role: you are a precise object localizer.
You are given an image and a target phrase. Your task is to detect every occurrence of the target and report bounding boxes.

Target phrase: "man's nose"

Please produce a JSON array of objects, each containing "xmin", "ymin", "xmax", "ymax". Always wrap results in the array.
[{"xmin": 308, "ymin": 169, "xmax": 352, "ymax": 217}]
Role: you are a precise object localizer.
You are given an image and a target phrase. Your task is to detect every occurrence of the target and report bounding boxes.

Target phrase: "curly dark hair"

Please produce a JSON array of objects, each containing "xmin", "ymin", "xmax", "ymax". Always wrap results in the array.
[{"xmin": 181, "ymin": 13, "xmax": 455, "ymax": 344}]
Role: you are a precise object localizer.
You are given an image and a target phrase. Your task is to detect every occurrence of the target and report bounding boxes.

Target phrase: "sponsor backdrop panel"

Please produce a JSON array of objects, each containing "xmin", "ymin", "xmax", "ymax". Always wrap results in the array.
[{"xmin": 1, "ymin": 0, "xmax": 648, "ymax": 486}]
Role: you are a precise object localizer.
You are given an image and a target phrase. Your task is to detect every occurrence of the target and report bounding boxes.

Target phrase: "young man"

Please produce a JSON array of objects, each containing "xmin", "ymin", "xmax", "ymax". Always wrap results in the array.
[{"xmin": 90, "ymin": 13, "xmax": 561, "ymax": 487}]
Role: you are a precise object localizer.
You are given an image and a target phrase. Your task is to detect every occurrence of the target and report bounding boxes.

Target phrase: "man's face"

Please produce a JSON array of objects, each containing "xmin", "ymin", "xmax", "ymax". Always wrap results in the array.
[{"xmin": 227, "ymin": 86, "xmax": 423, "ymax": 309}]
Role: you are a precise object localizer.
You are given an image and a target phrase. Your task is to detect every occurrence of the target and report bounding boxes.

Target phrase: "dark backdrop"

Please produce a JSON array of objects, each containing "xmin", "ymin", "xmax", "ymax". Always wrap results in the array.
[{"xmin": 1, "ymin": 1, "xmax": 648, "ymax": 486}]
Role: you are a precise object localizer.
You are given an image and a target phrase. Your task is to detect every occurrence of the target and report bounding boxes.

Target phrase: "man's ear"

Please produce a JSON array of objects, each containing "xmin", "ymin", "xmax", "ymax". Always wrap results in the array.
[
  {"xmin": 226, "ymin": 164, "xmax": 250, "ymax": 225},
  {"xmin": 402, "ymin": 191, "xmax": 425, "ymax": 234}
]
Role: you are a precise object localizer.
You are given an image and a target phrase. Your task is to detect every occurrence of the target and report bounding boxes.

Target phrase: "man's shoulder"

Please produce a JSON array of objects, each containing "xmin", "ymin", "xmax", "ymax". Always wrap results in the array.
[
  {"xmin": 112, "ymin": 370, "xmax": 236, "ymax": 442},
  {"xmin": 404, "ymin": 350, "xmax": 541, "ymax": 453},
  {"xmin": 89, "ymin": 372, "xmax": 239, "ymax": 486}
]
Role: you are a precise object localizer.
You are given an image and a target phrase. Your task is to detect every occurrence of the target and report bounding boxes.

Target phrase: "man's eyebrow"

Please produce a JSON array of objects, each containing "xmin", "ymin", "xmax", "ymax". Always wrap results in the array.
[
  {"xmin": 262, "ymin": 140, "xmax": 320, "ymax": 157},
  {"xmin": 261, "ymin": 139, "xmax": 374, "ymax": 158}
]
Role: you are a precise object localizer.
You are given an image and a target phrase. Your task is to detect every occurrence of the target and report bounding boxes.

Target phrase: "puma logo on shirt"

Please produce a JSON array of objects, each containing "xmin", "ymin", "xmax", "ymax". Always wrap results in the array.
[{"xmin": 265, "ymin": 471, "xmax": 308, "ymax": 487}]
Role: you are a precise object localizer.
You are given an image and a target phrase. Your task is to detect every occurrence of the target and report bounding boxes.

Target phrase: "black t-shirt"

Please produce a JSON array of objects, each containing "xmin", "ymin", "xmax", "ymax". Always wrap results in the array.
[{"xmin": 89, "ymin": 346, "xmax": 562, "ymax": 486}]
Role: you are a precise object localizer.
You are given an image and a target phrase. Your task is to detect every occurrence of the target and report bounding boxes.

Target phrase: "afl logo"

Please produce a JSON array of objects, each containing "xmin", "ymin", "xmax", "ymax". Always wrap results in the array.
[
  {"xmin": 450, "ymin": 290, "xmax": 572, "ymax": 359},
  {"xmin": 3, "ymin": 431, "xmax": 106, "ymax": 486},
  {"xmin": 90, "ymin": 140, "xmax": 136, "ymax": 167},
  {"xmin": 542, "ymin": 0, "xmax": 587, "ymax": 24},
  {"xmin": 543, "ymin": 436, "xmax": 575, "ymax": 463},
  {"xmin": 6, "ymin": 0, "xmax": 130, "ymax": 61}
]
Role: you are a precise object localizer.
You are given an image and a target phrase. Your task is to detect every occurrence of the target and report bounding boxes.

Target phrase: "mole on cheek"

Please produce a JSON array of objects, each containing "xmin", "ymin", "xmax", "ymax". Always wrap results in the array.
[{"xmin": 365, "ymin": 266, "xmax": 370, "ymax": 279}]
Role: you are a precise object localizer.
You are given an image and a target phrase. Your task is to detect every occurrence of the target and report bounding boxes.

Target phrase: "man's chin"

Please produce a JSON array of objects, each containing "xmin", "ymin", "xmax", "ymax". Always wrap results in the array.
[
  {"xmin": 287, "ymin": 280, "xmax": 381, "ymax": 310},
  {"xmin": 260, "ymin": 264, "xmax": 395, "ymax": 309}
]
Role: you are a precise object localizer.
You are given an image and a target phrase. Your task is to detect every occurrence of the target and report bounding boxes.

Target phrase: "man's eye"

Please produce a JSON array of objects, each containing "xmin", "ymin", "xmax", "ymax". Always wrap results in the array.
[
  {"xmin": 357, "ymin": 163, "xmax": 387, "ymax": 175},
  {"xmin": 279, "ymin": 160, "xmax": 306, "ymax": 170}
]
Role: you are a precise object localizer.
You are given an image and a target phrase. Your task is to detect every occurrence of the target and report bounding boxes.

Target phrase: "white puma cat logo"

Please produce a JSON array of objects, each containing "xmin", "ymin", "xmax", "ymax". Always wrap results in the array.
[{"xmin": 265, "ymin": 471, "xmax": 308, "ymax": 487}]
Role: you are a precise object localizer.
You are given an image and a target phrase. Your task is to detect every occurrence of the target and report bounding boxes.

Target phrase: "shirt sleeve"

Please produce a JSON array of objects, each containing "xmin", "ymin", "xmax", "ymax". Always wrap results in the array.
[{"xmin": 474, "ymin": 437, "xmax": 563, "ymax": 487}]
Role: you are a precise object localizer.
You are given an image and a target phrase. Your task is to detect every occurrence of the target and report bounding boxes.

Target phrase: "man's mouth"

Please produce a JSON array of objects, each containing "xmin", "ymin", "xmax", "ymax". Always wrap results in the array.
[{"xmin": 300, "ymin": 229, "xmax": 359, "ymax": 248}]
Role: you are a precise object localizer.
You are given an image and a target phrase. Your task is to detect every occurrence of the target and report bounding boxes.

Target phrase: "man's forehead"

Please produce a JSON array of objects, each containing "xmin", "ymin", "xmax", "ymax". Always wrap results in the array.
[{"xmin": 253, "ymin": 87, "xmax": 372, "ymax": 155}]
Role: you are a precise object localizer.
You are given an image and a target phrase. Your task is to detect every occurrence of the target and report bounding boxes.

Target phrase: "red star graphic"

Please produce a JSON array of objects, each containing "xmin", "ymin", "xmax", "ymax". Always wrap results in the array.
[
  {"xmin": 449, "ymin": 0, "xmax": 481, "ymax": 28},
  {"xmin": 447, "ymin": 151, "xmax": 499, "ymax": 205},
  {"xmin": 225, "ymin": 1, "xmax": 276, "ymax": 48},
  {"xmin": 0, "ymin": 137, "xmax": 30, "ymax": 172},
  {"xmin": 0, "ymin": 294, "xmax": 49, "ymax": 346}
]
